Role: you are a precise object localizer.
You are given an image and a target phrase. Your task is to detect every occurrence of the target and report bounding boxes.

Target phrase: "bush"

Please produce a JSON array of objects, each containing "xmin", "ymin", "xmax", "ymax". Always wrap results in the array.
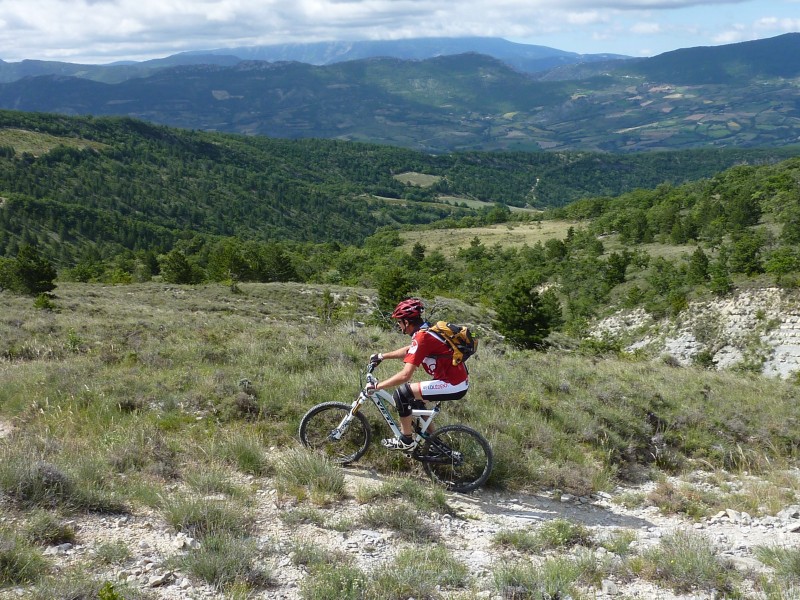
[
  {"xmin": 637, "ymin": 530, "xmax": 740, "ymax": 594},
  {"xmin": 755, "ymin": 545, "xmax": 800, "ymax": 584},
  {"xmin": 360, "ymin": 501, "xmax": 439, "ymax": 542},
  {"xmin": 93, "ymin": 541, "xmax": 132, "ymax": 566},
  {"xmin": 299, "ymin": 564, "xmax": 366, "ymax": 600},
  {"xmin": 177, "ymin": 532, "xmax": 271, "ymax": 592},
  {"xmin": 494, "ymin": 519, "xmax": 594, "ymax": 553},
  {"xmin": 0, "ymin": 527, "xmax": 50, "ymax": 585},
  {"xmin": 369, "ymin": 545, "xmax": 469, "ymax": 599},
  {"xmin": 25, "ymin": 572, "xmax": 152, "ymax": 600},
  {"xmin": 493, "ymin": 556, "xmax": 582, "ymax": 600},
  {"xmin": 23, "ymin": 510, "xmax": 77, "ymax": 546},
  {"xmin": 273, "ymin": 448, "xmax": 346, "ymax": 505},
  {"xmin": 161, "ymin": 496, "xmax": 253, "ymax": 539},
  {"xmin": 0, "ymin": 441, "xmax": 127, "ymax": 513}
]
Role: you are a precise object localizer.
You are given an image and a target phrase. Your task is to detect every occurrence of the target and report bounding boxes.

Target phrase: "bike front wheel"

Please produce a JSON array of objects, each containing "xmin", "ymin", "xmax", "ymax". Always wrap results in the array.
[
  {"xmin": 420, "ymin": 424, "xmax": 493, "ymax": 493},
  {"xmin": 298, "ymin": 402, "xmax": 371, "ymax": 465}
]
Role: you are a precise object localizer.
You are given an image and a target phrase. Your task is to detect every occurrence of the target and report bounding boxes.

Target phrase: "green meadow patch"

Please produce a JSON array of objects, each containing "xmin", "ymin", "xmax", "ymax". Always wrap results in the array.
[{"xmin": 400, "ymin": 220, "xmax": 583, "ymax": 257}]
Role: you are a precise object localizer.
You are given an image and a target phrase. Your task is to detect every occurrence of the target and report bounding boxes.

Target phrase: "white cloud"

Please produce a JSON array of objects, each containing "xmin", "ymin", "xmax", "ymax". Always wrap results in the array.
[
  {"xmin": 566, "ymin": 11, "xmax": 606, "ymax": 26},
  {"xmin": 712, "ymin": 29, "xmax": 748, "ymax": 44},
  {"xmin": 0, "ymin": 0, "xmax": 796, "ymax": 63},
  {"xmin": 755, "ymin": 16, "xmax": 800, "ymax": 32},
  {"xmin": 630, "ymin": 21, "xmax": 662, "ymax": 34}
]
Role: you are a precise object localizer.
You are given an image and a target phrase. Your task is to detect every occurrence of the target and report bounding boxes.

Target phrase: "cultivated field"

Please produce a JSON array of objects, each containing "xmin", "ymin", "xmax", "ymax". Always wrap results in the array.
[{"xmin": 400, "ymin": 220, "xmax": 584, "ymax": 256}]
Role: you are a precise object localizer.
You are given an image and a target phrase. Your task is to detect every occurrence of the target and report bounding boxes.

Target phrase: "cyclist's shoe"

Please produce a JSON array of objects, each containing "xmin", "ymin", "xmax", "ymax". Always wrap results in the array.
[{"xmin": 382, "ymin": 435, "xmax": 417, "ymax": 451}]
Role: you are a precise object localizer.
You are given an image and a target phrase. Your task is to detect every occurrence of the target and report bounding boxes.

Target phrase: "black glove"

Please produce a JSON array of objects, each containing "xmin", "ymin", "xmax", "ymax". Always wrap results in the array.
[{"xmin": 369, "ymin": 353, "xmax": 383, "ymax": 366}]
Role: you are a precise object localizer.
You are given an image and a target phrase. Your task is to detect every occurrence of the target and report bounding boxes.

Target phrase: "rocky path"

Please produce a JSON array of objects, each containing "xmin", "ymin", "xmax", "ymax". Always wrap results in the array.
[{"xmin": 2, "ymin": 460, "xmax": 799, "ymax": 600}]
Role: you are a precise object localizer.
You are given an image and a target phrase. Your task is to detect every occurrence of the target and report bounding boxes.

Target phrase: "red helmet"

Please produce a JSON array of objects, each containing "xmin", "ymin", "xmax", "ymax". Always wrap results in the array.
[{"xmin": 391, "ymin": 298, "xmax": 424, "ymax": 320}]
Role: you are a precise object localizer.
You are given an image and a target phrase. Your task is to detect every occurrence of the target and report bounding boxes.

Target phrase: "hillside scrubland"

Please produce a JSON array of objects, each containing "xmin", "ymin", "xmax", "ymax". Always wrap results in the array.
[{"xmin": 1, "ymin": 282, "xmax": 799, "ymax": 597}]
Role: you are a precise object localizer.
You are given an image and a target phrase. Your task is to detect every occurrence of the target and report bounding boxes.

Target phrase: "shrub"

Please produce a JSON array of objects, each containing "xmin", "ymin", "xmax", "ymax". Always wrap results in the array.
[
  {"xmin": 0, "ymin": 245, "xmax": 57, "ymax": 296},
  {"xmin": 177, "ymin": 532, "xmax": 271, "ymax": 592},
  {"xmin": 33, "ymin": 293, "xmax": 56, "ymax": 310},
  {"xmin": 299, "ymin": 564, "xmax": 366, "ymax": 600},
  {"xmin": 637, "ymin": 530, "xmax": 740, "ymax": 595},
  {"xmin": 0, "ymin": 445, "xmax": 127, "ymax": 514},
  {"xmin": 185, "ymin": 465, "xmax": 248, "ymax": 499},
  {"xmin": 26, "ymin": 571, "xmax": 154, "ymax": 599},
  {"xmin": 360, "ymin": 501, "xmax": 439, "ymax": 542},
  {"xmin": 161, "ymin": 496, "xmax": 253, "ymax": 539},
  {"xmin": 493, "ymin": 528, "xmax": 542, "ymax": 553},
  {"xmin": 0, "ymin": 458, "xmax": 75, "ymax": 508},
  {"xmin": 0, "ymin": 527, "xmax": 50, "ymax": 585},
  {"xmin": 493, "ymin": 556, "xmax": 582, "ymax": 600},
  {"xmin": 369, "ymin": 545, "xmax": 469, "ymax": 599},
  {"xmin": 23, "ymin": 510, "xmax": 77, "ymax": 546},
  {"xmin": 216, "ymin": 434, "xmax": 271, "ymax": 476},
  {"xmin": 755, "ymin": 545, "xmax": 800, "ymax": 583},
  {"xmin": 288, "ymin": 537, "xmax": 351, "ymax": 569},
  {"xmin": 93, "ymin": 541, "xmax": 132, "ymax": 566},
  {"xmin": 494, "ymin": 519, "xmax": 594, "ymax": 553},
  {"xmin": 534, "ymin": 519, "xmax": 594, "ymax": 550},
  {"xmin": 273, "ymin": 448, "xmax": 346, "ymax": 505},
  {"xmin": 494, "ymin": 277, "xmax": 557, "ymax": 349},
  {"xmin": 280, "ymin": 507, "xmax": 328, "ymax": 528},
  {"xmin": 600, "ymin": 529, "xmax": 638, "ymax": 556},
  {"xmin": 355, "ymin": 477, "xmax": 453, "ymax": 514}
]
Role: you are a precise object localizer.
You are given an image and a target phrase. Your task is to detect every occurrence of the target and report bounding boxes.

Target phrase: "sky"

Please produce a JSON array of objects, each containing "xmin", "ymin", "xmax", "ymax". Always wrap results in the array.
[{"xmin": 1, "ymin": 0, "xmax": 799, "ymax": 65}]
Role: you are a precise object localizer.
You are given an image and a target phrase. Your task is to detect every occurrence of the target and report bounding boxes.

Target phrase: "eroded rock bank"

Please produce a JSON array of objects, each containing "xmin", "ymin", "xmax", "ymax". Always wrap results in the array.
[{"xmin": 594, "ymin": 287, "xmax": 800, "ymax": 378}]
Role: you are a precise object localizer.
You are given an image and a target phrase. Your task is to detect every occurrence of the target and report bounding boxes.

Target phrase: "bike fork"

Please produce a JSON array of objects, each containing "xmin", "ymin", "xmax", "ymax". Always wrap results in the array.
[{"xmin": 328, "ymin": 397, "xmax": 362, "ymax": 441}]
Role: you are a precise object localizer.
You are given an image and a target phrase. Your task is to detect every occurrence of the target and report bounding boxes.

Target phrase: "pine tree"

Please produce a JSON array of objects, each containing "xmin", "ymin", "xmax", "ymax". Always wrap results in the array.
[
  {"xmin": 686, "ymin": 247, "xmax": 710, "ymax": 285},
  {"xmin": 11, "ymin": 245, "xmax": 57, "ymax": 295},
  {"xmin": 709, "ymin": 247, "xmax": 733, "ymax": 296},
  {"xmin": 159, "ymin": 249, "xmax": 198, "ymax": 284},
  {"xmin": 376, "ymin": 267, "xmax": 415, "ymax": 322},
  {"xmin": 494, "ymin": 277, "xmax": 557, "ymax": 349}
]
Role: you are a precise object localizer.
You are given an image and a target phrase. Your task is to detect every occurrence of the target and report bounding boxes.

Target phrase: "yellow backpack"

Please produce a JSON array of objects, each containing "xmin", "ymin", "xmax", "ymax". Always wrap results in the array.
[{"xmin": 424, "ymin": 321, "xmax": 478, "ymax": 366}]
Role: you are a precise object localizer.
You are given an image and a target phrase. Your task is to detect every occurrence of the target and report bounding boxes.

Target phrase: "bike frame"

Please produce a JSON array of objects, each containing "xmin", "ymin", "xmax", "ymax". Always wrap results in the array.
[{"xmin": 329, "ymin": 373, "xmax": 440, "ymax": 444}]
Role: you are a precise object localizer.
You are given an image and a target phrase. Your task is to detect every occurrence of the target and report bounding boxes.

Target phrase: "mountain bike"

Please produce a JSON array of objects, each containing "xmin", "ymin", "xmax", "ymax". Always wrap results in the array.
[{"xmin": 298, "ymin": 362, "xmax": 493, "ymax": 493}]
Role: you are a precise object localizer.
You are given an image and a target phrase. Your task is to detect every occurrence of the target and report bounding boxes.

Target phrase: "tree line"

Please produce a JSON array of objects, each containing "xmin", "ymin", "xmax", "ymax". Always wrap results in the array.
[{"xmin": 3, "ymin": 112, "xmax": 800, "ymax": 348}]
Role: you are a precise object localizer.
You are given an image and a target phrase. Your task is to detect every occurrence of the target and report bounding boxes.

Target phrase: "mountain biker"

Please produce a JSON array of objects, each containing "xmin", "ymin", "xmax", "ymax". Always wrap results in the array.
[{"xmin": 367, "ymin": 298, "xmax": 469, "ymax": 451}]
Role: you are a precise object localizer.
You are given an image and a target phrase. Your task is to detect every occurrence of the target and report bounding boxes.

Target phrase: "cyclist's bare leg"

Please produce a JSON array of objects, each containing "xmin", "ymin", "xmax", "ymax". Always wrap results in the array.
[{"xmin": 397, "ymin": 382, "xmax": 423, "ymax": 437}]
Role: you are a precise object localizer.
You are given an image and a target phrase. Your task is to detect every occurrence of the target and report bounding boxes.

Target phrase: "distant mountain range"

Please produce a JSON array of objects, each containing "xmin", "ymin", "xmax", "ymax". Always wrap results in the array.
[
  {"xmin": 1, "ymin": 33, "xmax": 799, "ymax": 153},
  {"xmin": 0, "ymin": 37, "xmax": 627, "ymax": 84},
  {"xmin": 182, "ymin": 37, "xmax": 629, "ymax": 75}
]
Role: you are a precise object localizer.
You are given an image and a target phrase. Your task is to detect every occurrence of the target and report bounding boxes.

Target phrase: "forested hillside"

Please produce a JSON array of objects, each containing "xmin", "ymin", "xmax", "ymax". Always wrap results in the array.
[
  {"xmin": 0, "ymin": 110, "xmax": 796, "ymax": 259},
  {"xmin": 2, "ymin": 111, "xmax": 800, "ymax": 346}
]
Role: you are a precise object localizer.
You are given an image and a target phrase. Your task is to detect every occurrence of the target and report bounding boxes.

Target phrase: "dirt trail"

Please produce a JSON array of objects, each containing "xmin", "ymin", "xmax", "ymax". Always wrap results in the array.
[{"xmin": 1, "ymin": 457, "xmax": 799, "ymax": 599}]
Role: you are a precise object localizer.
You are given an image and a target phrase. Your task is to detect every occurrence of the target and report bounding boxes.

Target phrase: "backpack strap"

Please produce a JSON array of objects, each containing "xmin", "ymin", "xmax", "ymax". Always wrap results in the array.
[{"xmin": 420, "ymin": 325, "xmax": 456, "ymax": 360}]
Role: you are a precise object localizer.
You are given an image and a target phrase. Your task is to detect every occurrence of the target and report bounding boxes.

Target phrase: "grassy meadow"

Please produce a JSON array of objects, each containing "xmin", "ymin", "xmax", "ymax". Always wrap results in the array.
[
  {"xmin": 0, "ymin": 128, "xmax": 108, "ymax": 155},
  {"xmin": 1, "ymin": 281, "xmax": 800, "ymax": 596},
  {"xmin": 2, "ymin": 281, "xmax": 798, "ymax": 494},
  {"xmin": 400, "ymin": 220, "xmax": 583, "ymax": 257}
]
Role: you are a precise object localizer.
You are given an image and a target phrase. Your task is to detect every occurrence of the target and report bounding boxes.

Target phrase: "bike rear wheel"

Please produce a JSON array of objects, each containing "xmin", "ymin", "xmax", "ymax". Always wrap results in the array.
[
  {"xmin": 420, "ymin": 424, "xmax": 493, "ymax": 493},
  {"xmin": 298, "ymin": 402, "xmax": 371, "ymax": 464}
]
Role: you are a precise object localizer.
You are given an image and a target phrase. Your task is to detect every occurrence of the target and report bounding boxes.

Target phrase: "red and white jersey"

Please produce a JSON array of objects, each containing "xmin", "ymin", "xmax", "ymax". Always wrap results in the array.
[{"xmin": 404, "ymin": 327, "xmax": 468, "ymax": 385}]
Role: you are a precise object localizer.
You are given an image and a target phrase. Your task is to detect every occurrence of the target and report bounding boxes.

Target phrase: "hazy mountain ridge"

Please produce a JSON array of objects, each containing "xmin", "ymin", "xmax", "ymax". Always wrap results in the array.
[
  {"xmin": 0, "ymin": 34, "xmax": 799, "ymax": 152},
  {"xmin": 186, "ymin": 36, "xmax": 629, "ymax": 74},
  {"xmin": 0, "ymin": 36, "xmax": 627, "ymax": 84}
]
